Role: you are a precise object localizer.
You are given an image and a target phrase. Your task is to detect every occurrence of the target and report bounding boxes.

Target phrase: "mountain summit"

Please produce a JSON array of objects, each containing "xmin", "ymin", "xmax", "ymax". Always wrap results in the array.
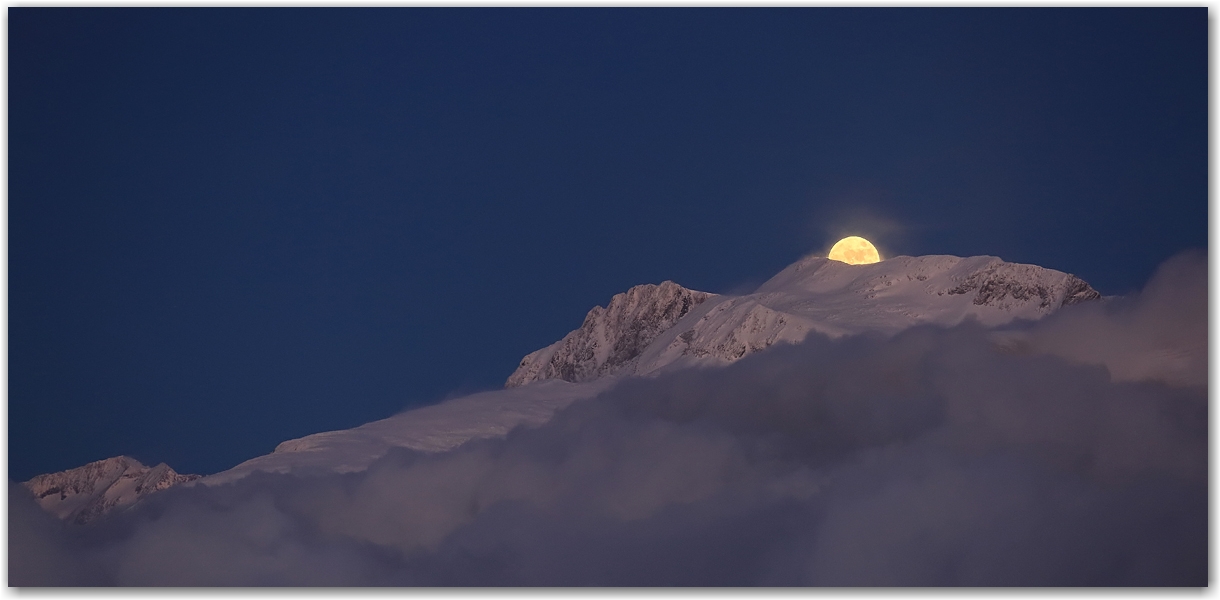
[
  {"xmin": 507, "ymin": 281, "xmax": 715, "ymax": 387},
  {"xmin": 23, "ymin": 456, "xmax": 200, "ymax": 524}
]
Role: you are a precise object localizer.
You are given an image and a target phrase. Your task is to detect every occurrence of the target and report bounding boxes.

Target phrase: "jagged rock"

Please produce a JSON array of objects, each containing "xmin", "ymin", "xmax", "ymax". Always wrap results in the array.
[
  {"xmin": 23, "ymin": 456, "xmax": 199, "ymax": 524},
  {"xmin": 1060, "ymin": 276, "xmax": 1105, "ymax": 306},
  {"xmin": 506, "ymin": 281, "xmax": 715, "ymax": 387},
  {"xmin": 947, "ymin": 261, "xmax": 1101, "ymax": 309}
]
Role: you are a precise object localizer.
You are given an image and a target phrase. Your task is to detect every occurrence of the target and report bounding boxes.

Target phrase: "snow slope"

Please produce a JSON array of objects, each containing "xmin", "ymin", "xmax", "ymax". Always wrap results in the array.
[{"xmin": 203, "ymin": 378, "xmax": 618, "ymax": 485}]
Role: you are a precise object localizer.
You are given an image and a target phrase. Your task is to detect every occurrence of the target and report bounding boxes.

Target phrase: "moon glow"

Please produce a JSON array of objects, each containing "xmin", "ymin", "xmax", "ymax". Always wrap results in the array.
[{"xmin": 827, "ymin": 236, "xmax": 881, "ymax": 265}]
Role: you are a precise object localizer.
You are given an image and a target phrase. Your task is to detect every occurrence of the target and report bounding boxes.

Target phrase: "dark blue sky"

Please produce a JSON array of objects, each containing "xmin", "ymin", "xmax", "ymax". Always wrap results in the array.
[{"xmin": 9, "ymin": 8, "xmax": 1206, "ymax": 480}]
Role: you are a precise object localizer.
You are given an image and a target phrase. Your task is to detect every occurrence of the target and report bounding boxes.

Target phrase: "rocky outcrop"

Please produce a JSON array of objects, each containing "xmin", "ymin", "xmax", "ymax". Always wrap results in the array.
[
  {"xmin": 24, "ymin": 456, "xmax": 199, "ymax": 524},
  {"xmin": 506, "ymin": 281, "xmax": 714, "ymax": 387},
  {"xmin": 946, "ymin": 261, "xmax": 1101, "ymax": 309}
]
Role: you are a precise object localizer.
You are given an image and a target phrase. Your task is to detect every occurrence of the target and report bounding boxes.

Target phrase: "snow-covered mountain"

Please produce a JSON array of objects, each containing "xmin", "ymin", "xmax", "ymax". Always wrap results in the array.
[
  {"xmin": 23, "ymin": 456, "xmax": 200, "ymax": 524},
  {"xmin": 25, "ymin": 254, "xmax": 1100, "ymax": 518},
  {"xmin": 511, "ymin": 254, "xmax": 1099, "ymax": 385},
  {"xmin": 506, "ymin": 281, "xmax": 715, "ymax": 387},
  {"xmin": 203, "ymin": 253, "xmax": 1096, "ymax": 484}
]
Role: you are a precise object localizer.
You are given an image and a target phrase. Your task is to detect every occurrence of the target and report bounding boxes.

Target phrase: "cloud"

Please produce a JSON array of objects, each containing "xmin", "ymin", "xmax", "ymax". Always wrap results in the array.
[
  {"xmin": 10, "ymin": 252, "xmax": 1207, "ymax": 586},
  {"xmin": 1016, "ymin": 249, "xmax": 1207, "ymax": 387}
]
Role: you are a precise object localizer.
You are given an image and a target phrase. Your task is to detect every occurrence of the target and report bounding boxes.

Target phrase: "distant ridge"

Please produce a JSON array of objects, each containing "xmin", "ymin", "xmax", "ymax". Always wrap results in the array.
[{"xmin": 24, "ymin": 456, "xmax": 199, "ymax": 523}]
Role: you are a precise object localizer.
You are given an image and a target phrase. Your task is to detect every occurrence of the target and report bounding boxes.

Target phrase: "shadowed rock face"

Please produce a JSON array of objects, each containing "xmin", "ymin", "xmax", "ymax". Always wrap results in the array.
[
  {"xmin": 24, "ymin": 456, "xmax": 200, "ymax": 524},
  {"xmin": 947, "ymin": 262, "xmax": 1101, "ymax": 309},
  {"xmin": 506, "ymin": 281, "xmax": 715, "ymax": 387},
  {"xmin": 1059, "ymin": 277, "xmax": 1105, "ymax": 306}
]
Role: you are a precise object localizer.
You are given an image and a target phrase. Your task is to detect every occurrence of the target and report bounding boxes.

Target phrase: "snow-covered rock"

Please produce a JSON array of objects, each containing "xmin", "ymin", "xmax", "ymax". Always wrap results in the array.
[
  {"xmin": 23, "ymin": 456, "xmax": 199, "ymax": 523},
  {"xmin": 506, "ymin": 281, "xmax": 714, "ymax": 387}
]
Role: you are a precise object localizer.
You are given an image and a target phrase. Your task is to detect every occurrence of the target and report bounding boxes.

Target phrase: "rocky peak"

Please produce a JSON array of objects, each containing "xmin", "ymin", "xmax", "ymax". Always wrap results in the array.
[
  {"xmin": 24, "ymin": 456, "xmax": 200, "ymax": 524},
  {"xmin": 506, "ymin": 281, "xmax": 715, "ymax": 387}
]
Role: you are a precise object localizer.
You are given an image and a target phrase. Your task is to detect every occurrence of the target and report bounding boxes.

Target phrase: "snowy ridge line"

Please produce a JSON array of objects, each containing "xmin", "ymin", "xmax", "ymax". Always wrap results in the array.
[
  {"xmin": 201, "ymin": 377, "xmax": 618, "ymax": 485},
  {"xmin": 23, "ymin": 254, "xmax": 1101, "ymax": 519},
  {"xmin": 23, "ymin": 456, "xmax": 200, "ymax": 524}
]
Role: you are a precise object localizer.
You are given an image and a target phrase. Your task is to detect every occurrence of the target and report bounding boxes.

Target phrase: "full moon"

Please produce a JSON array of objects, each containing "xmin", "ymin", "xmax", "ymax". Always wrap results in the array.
[{"xmin": 827, "ymin": 236, "xmax": 881, "ymax": 265}]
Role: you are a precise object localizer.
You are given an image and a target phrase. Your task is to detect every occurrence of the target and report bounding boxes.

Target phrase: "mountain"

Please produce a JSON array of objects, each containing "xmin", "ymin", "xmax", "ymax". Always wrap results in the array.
[
  {"xmin": 24, "ymin": 254, "xmax": 1100, "ymax": 517},
  {"xmin": 23, "ymin": 456, "xmax": 200, "ymax": 524},
  {"xmin": 512, "ymin": 254, "xmax": 1099, "ymax": 386},
  {"xmin": 202, "ymin": 253, "xmax": 1097, "ymax": 484}
]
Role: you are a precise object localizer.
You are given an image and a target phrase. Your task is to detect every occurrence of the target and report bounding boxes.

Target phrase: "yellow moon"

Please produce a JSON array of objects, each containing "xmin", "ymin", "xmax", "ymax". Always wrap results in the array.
[{"xmin": 827, "ymin": 236, "xmax": 881, "ymax": 265}]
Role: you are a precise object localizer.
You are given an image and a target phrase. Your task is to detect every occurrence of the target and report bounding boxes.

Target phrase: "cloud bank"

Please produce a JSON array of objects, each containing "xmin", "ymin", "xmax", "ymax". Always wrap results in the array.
[{"xmin": 10, "ymin": 252, "xmax": 1207, "ymax": 586}]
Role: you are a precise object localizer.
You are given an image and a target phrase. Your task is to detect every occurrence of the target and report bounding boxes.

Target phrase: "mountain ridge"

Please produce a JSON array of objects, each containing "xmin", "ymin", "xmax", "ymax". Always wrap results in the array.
[{"xmin": 23, "ymin": 253, "xmax": 1101, "ymax": 520}]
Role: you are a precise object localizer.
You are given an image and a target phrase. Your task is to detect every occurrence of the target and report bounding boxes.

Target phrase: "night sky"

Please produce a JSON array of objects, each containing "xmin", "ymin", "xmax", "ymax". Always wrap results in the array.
[{"xmin": 9, "ymin": 8, "xmax": 1206, "ymax": 481}]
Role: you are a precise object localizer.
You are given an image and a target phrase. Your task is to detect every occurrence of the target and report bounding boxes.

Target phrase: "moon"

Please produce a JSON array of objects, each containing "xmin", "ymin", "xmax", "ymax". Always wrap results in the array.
[{"xmin": 827, "ymin": 236, "xmax": 881, "ymax": 265}]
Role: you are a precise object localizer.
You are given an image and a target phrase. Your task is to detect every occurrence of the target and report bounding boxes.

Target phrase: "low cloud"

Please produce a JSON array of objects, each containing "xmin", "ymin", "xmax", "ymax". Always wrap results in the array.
[
  {"xmin": 10, "ymin": 252, "xmax": 1207, "ymax": 586},
  {"xmin": 1018, "ymin": 250, "xmax": 1207, "ymax": 387}
]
